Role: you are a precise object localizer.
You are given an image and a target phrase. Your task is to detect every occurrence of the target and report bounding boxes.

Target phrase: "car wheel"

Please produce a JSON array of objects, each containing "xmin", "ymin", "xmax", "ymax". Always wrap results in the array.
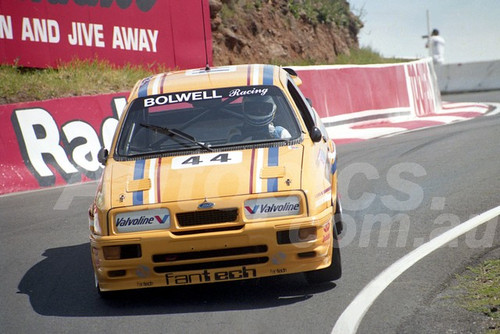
[
  {"xmin": 334, "ymin": 196, "xmax": 343, "ymax": 235},
  {"xmin": 95, "ymin": 273, "xmax": 113, "ymax": 298},
  {"xmin": 305, "ymin": 223, "xmax": 342, "ymax": 284}
]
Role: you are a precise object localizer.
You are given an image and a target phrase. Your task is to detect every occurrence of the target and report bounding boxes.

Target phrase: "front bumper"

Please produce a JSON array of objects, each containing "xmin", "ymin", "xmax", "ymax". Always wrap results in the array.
[{"xmin": 90, "ymin": 207, "xmax": 335, "ymax": 292}]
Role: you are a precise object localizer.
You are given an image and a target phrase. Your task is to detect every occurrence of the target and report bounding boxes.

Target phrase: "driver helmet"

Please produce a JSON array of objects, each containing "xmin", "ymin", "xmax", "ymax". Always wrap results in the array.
[{"xmin": 242, "ymin": 95, "xmax": 277, "ymax": 126}]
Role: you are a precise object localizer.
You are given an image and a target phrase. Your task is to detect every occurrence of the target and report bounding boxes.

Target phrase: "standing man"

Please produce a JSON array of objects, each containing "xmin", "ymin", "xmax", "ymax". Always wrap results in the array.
[{"xmin": 425, "ymin": 29, "xmax": 445, "ymax": 65}]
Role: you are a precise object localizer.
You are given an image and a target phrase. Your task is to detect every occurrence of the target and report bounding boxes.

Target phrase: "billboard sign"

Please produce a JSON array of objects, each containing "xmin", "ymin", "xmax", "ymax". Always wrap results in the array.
[{"xmin": 0, "ymin": 0, "xmax": 212, "ymax": 69}]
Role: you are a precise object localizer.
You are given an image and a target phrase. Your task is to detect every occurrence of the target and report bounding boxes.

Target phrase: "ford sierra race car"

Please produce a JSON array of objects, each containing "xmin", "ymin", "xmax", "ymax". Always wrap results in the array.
[{"xmin": 89, "ymin": 64, "xmax": 343, "ymax": 295}]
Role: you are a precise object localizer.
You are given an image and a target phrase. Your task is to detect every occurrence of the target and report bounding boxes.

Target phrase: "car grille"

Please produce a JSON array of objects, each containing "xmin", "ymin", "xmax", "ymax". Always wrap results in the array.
[
  {"xmin": 153, "ymin": 245, "xmax": 268, "ymax": 273},
  {"xmin": 176, "ymin": 208, "xmax": 238, "ymax": 227},
  {"xmin": 154, "ymin": 257, "xmax": 268, "ymax": 273}
]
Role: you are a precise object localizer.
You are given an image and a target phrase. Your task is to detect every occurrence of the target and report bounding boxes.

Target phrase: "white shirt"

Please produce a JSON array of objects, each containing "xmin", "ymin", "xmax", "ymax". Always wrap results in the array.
[{"xmin": 430, "ymin": 35, "xmax": 445, "ymax": 65}]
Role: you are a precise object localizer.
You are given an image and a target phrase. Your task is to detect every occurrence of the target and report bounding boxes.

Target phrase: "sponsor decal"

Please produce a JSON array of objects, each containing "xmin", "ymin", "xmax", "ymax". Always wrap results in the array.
[
  {"xmin": 244, "ymin": 196, "xmax": 300, "ymax": 219},
  {"xmin": 228, "ymin": 87, "xmax": 269, "ymax": 97},
  {"xmin": 144, "ymin": 90, "xmax": 223, "ymax": 107},
  {"xmin": 322, "ymin": 222, "xmax": 331, "ymax": 243},
  {"xmin": 171, "ymin": 151, "xmax": 242, "ymax": 169},
  {"xmin": 137, "ymin": 281, "xmax": 154, "ymax": 287},
  {"xmin": 165, "ymin": 266, "xmax": 257, "ymax": 285},
  {"xmin": 270, "ymin": 268, "xmax": 288, "ymax": 274},
  {"xmin": 115, "ymin": 208, "xmax": 170, "ymax": 233},
  {"xmin": 322, "ymin": 232, "xmax": 331, "ymax": 244}
]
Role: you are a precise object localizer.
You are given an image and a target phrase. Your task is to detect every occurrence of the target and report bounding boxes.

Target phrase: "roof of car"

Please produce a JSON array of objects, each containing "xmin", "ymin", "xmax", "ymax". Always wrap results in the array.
[{"xmin": 128, "ymin": 64, "xmax": 287, "ymax": 101}]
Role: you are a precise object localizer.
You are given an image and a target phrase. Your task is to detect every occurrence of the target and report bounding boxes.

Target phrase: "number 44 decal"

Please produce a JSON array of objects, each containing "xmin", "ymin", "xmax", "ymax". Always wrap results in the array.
[
  {"xmin": 182, "ymin": 153, "xmax": 230, "ymax": 165},
  {"xmin": 171, "ymin": 151, "xmax": 243, "ymax": 169}
]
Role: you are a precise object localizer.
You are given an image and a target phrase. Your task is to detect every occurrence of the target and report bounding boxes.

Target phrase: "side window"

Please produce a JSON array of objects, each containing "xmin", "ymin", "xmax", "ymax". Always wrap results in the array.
[{"xmin": 287, "ymin": 79, "xmax": 317, "ymax": 132}]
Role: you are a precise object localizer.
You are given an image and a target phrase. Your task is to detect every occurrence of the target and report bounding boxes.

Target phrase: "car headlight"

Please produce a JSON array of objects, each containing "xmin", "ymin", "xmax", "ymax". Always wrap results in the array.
[{"xmin": 93, "ymin": 206, "xmax": 102, "ymax": 235}]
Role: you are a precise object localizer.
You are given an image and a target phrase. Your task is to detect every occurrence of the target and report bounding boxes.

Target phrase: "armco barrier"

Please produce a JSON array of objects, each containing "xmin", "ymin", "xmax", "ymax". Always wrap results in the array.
[{"xmin": 0, "ymin": 59, "xmax": 441, "ymax": 195}]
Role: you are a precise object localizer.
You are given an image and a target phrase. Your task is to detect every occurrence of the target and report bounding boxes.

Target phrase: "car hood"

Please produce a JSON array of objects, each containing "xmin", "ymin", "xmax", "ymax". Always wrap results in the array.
[{"xmin": 109, "ymin": 146, "xmax": 304, "ymax": 208}]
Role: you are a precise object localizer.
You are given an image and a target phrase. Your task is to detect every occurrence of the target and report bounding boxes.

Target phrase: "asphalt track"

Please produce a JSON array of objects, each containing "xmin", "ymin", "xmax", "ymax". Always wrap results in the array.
[{"xmin": 1, "ymin": 91, "xmax": 499, "ymax": 334}]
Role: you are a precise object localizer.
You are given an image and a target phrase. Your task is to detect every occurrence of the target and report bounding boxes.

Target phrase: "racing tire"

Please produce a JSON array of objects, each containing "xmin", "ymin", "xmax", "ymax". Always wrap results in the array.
[
  {"xmin": 95, "ymin": 274, "xmax": 114, "ymax": 299},
  {"xmin": 305, "ymin": 223, "xmax": 342, "ymax": 284},
  {"xmin": 334, "ymin": 196, "xmax": 343, "ymax": 235}
]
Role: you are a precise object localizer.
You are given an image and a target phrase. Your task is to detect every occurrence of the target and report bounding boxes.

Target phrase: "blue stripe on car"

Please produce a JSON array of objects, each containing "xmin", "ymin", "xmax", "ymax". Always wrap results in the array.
[
  {"xmin": 263, "ymin": 65, "xmax": 274, "ymax": 85},
  {"xmin": 267, "ymin": 147, "xmax": 279, "ymax": 192},
  {"xmin": 138, "ymin": 77, "xmax": 151, "ymax": 97},
  {"xmin": 331, "ymin": 159, "xmax": 337, "ymax": 175},
  {"xmin": 133, "ymin": 159, "xmax": 145, "ymax": 205}
]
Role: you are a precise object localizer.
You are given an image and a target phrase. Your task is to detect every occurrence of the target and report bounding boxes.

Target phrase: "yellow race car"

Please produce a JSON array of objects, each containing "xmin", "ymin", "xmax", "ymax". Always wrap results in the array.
[{"xmin": 89, "ymin": 64, "xmax": 343, "ymax": 295}]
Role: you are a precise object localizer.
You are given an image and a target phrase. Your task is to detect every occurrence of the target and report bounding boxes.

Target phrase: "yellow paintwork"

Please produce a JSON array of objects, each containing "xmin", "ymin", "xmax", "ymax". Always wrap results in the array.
[{"xmin": 89, "ymin": 64, "xmax": 339, "ymax": 292}]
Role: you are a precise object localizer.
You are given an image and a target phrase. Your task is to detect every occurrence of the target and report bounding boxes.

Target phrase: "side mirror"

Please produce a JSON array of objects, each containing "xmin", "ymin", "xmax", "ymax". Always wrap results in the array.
[
  {"xmin": 282, "ymin": 67, "xmax": 303, "ymax": 86},
  {"xmin": 306, "ymin": 97, "xmax": 313, "ymax": 107},
  {"xmin": 97, "ymin": 148, "xmax": 109, "ymax": 165},
  {"xmin": 310, "ymin": 126, "xmax": 323, "ymax": 143}
]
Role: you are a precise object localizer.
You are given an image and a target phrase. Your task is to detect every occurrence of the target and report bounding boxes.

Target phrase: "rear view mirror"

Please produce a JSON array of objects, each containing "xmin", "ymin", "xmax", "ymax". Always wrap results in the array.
[{"xmin": 283, "ymin": 67, "xmax": 303, "ymax": 86}]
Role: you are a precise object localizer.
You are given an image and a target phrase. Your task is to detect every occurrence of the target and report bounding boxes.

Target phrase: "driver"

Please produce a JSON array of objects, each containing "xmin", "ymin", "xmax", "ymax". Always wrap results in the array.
[{"xmin": 229, "ymin": 95, "xmax": 291, "ymax": 141}]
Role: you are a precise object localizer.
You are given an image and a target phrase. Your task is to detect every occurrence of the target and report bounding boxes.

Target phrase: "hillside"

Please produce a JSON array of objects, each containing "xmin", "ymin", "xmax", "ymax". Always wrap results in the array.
[{"xmin": 210, "ymin": 0, "xmax": 362, "ymax": 65}]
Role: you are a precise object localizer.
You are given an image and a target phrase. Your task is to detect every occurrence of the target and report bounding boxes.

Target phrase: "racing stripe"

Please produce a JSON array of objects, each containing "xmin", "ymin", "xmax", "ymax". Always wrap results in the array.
[
  {"xmin": 133, "ymin": 159, "xmax": 146, "ymax": 205},
  {"xmin": 331, "ymin": 158, "xmax": 337, "ymax": 175},
  {"xmin": 151, "ymin": 75, "xmax": 162, "ymax": 96},
  {"xmin": 262, "ymin": 65, "xmax": 274, "ymax": 85},
  {"xmin": 159, "ymin": 74, "xmax": 167, "ymax": 94},
  {"xmin": 315, "ymin": 186, "xmax": 332, "ymax": 207},
  {"xmin": 249, "ymin": 148, "xmax": 256, "ymax": 193},
  {"xmin": 267, "ymin": 146, "xmax": 279, "ymax": 192},
  {"xmin": 246, "ymin": 65, "xmax": 251, "ymax": 86},
  {"xmin": 138, "ymin": 76, "xmax": 151, "ymax": 97},
  {"xmin": 252, "ymin": 64, "xmax": 261, "ymax": 85},
  {"xmin": 255, "ymin": 148, "xmax": 264, "ymax": 193},
  {"xmin": 148, "ymin": 158, "xmax": 157, "ymax": 204},
  {"xmin": 156, "ymin": 157, "xmax": 162, "ymax": 202}
]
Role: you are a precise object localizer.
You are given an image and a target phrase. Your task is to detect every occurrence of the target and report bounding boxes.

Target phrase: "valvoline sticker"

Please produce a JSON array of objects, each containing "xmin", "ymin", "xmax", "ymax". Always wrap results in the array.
[
  {"xmin": 244, "ymin": 196, "xmax": 300, "ymax": 219},
  {"xmin": 115, "ymin": 208, "xmax": 170, "ymax": 233}
]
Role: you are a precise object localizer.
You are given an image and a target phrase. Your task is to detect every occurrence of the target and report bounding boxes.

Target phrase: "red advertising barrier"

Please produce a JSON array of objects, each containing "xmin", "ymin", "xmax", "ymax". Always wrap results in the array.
[
  {"xmin": 0, "ymin": 0, "xmax": 212, "ymax": 70},
  {"xmin": 0, "ymin": 93, "xmax": 127, "ymax": 195},
  {"xmin": 405, "ymin": 60, "xmax": 441, "ymax": 116},
  {"xmin": 294, "ymin": 64, "xmax": 410, "ymax": 118},
  {"xmin": 293, "ymin": 58, "xmax": 441, "ymax": 120}
]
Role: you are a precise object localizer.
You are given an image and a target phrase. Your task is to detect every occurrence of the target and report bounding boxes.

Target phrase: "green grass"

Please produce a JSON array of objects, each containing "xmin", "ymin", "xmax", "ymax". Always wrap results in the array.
[
  {"xmin": 0, "ymin": 59, "xmax": 156, "ymax": 104},
  {"xmin": 456, "ymin": 259, "xmax": 500, "ymax": 333},
  {"xmin": 335, "ymin": 46, "xmax": 411, "ymax": 65},
  {"xmin": 287, "ymin": 0, "xmax": 355, "ymax": 27}
]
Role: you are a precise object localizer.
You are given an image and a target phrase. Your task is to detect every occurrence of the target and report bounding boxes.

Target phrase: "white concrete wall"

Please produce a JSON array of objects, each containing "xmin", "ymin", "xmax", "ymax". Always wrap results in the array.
[{"xmin": 435, "ymin": 60, "xmax": 500, "ymax": 93}]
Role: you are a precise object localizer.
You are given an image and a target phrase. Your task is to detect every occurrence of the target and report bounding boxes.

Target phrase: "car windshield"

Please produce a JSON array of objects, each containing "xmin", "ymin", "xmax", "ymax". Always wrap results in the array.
[{"xmin": 116, "ymin": 85, "xmax": 302, "ymax": 157}]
